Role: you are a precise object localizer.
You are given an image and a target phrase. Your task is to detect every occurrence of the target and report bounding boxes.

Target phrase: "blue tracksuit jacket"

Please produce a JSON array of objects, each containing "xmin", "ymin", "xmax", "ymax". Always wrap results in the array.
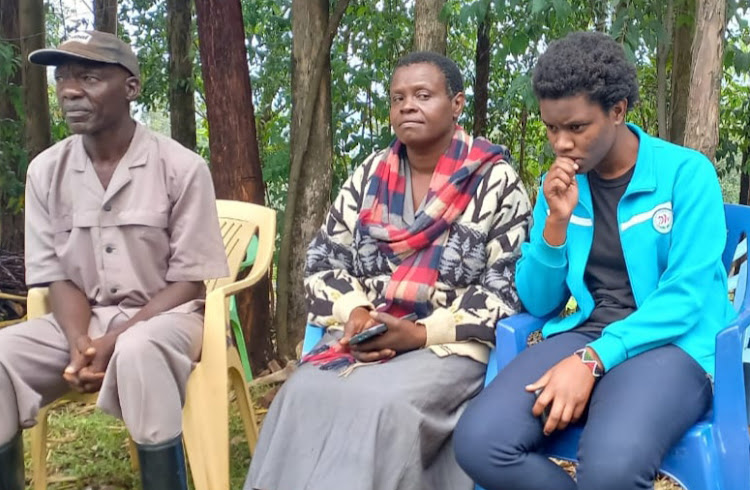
[{"xmin": 516, "ymin": 124, "xmax": 736, "ymax": 376}]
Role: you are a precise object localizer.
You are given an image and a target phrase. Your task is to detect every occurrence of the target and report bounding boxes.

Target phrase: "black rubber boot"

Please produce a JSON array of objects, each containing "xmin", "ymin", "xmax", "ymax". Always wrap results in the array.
[
  {"xmin": 0, "ymin": 432, "xmax": 24, "ymax": 490},
  {"xmin": 137, "ymin": 435, "xmax": 188, "ymax": 490}
]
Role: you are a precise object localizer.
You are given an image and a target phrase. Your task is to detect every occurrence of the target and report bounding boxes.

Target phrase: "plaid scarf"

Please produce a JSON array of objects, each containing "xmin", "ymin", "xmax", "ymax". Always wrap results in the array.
[{"xmin": 358, "ymin": 125, "xmax": 510, "ymax": 317}]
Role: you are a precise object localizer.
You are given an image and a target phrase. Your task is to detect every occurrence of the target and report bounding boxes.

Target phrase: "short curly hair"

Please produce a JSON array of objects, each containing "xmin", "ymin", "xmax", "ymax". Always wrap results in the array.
[
  {"xmin": 393, "ymin": 51, "xmax": 464, "ymax": 97},
  {"xmin": 532, "ymin": 31, "xmax": 639, "ymax": 111}
]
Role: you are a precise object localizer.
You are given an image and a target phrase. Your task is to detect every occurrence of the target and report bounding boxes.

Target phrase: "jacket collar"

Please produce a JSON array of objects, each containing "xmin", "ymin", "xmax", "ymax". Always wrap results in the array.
[
  {"xmin": 575, "ymin": 123, "xmax": 656, "ymax": 215},
  {"xmin": 624, "ymin": 123, "xmax": 657, "ymax": 194}
]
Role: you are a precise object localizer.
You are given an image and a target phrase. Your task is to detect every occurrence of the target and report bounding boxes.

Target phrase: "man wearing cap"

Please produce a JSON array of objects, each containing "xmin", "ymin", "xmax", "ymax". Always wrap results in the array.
[{"xmin": 0, "ymin": 31, "xmax": 229, "ymax": 490}]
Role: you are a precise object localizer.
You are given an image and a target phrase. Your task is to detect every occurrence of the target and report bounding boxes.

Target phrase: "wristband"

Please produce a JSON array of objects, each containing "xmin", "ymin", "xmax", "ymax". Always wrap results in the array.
[{"xmin": 575, "ymin": 347, "xmax": 603, "ymax": 378}]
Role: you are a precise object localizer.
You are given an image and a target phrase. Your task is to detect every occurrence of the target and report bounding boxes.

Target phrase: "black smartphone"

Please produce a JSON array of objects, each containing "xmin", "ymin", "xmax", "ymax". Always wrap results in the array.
[
  {"xmin": 534, "ymin": 388, "xmax": 551, "ymax": 426},
  {"xmin": 348, "ymin": 313, "xmax": 418, "ymax": 346},
  {"xmin": 349, "ymin": 323, "xmax": 387, "ymax": 345}
]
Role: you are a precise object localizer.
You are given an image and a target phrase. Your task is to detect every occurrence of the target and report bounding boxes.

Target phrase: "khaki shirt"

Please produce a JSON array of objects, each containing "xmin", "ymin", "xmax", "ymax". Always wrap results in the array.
[{"xmin": 24, "ymin": 123, "xmax": 229, "ymax": 325}]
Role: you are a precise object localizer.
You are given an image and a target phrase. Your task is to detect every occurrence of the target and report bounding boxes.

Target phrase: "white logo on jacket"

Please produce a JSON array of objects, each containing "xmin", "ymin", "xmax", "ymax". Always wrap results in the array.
[{"xmin": 652, "ymin": 207, "xmax": 673, "ymax": 234}]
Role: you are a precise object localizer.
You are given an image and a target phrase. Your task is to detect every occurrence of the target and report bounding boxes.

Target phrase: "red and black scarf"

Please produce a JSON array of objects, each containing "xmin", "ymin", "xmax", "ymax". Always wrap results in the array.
[{"xmin": 358, "ymin": 125, "xmax": 510, "ymax": 317}]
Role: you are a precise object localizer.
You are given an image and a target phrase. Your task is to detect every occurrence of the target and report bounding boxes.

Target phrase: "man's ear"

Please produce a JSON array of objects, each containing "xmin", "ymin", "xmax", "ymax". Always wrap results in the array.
[
  {"xmin": 125, "ymin": 76, "xmax": 141, "ymax": 102},
  {"xmin": 610, "ymin": 99, "xmax": 628, "ymax": 125},
  {"xmin": 452, "ymin": 92, "xmax": 466, "ymax": 121}
]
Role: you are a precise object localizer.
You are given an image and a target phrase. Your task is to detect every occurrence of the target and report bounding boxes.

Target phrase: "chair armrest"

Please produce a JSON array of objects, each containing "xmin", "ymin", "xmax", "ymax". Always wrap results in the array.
[
  {"xmin": 27, "ymin": 287, "xmax": 51, "ymax": 319},
  {"xmin": 711, "ymin": 308, "xmax": 750, "ymax": 488},
  {"xmin": 302, "ymin": 324, "xmax": 325, "ymax": 356},
  {"xmin": 495, "ymin": 313, "xmax": 550, "ymax": 372},
  {"xmin": 198, "ymin": 288, "xmax": 232, "ymax": 373}
]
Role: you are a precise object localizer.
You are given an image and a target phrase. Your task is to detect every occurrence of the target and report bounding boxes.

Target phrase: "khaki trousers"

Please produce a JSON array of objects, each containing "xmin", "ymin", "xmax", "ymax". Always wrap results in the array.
[{"xmin": 0, "ymin": 308, "xmax": 203, "ymax": 445}]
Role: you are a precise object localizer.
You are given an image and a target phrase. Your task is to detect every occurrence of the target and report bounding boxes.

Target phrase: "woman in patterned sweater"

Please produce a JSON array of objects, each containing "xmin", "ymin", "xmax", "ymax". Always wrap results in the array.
[{"xmin": 244, "ymin": 51, "xmax": 531, "ymax": 490}]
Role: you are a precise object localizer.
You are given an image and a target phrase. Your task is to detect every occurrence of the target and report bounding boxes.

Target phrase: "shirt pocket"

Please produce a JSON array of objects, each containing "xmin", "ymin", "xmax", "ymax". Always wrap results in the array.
[
  {"xmin": 112, "ymin": 210, "xmax": 170, "ymax": 248},
  {"xmin": 52, "ymin": 215, "xmax": 74, "ymax": 251}
]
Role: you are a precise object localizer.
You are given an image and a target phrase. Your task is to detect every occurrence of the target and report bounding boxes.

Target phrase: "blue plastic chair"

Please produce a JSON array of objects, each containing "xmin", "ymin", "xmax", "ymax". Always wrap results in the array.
[{"xmin": 486, "ymin": 203, "xmax": 750, "ymax": 490}]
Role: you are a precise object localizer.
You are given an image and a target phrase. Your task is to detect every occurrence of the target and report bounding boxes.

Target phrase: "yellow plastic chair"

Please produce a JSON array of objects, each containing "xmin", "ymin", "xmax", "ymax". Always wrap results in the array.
[{"xmin": 26, "ymin": 200, "xmax": 275, "ymax": 490}]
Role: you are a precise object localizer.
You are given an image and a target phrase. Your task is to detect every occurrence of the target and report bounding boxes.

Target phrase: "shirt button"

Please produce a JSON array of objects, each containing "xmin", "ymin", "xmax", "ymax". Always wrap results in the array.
[
  {"xmin": 105, "ymin": 246, "xmax": 114, "ymax": 253},
  {"xmin": 103, "ymin": 204, "xmax": 112, "ymax": 211},
  {"xmin": 110, "ymin": 287, "xmax": 118, "ymax": 294}
]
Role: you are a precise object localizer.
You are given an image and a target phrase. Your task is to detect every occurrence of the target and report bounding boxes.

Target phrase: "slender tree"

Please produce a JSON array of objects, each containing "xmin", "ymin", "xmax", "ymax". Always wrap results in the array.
[
  {"xmin": 20, "ymin": 0, "xmax": 50, "ymax": 161},
  {"xmin": 274, "ymin": 0, "xmax": 351, "ymax": 358},
  {"xmin": 166, "ymin": 0, "xmax": 196, "ymax": 150},
  {"xmin": 683, "ymin": 0, "xmax": 726, "ymax": 161},
  {"xmin": 0, "ymin": 0, "xmax": 20, "ymax": 121},
  {"xmin": 194, "ymin": 0, "xmax": 273, "ymax": 370},
  {"xmin": 0, "ymin": 0, "xmax": 23, "ymax": 252},
  {"xmin": 94, "ymin": 0, "xmax": 118, "ymax": 34},
  {"xmin": 669, "ymin": 0, "xmax": 695, "ymax": 144},
  {"xmin": 656, "ymin": 0, "xmax": 674, "ymax": 140},
  {"xmin": 740, "ymin": 147, "xmax": 750, "ymax": 204},
  {"xmin": 414, "ymin": 0, "xmax": 446, "ymax": 54},
  {"xmin": 473, "ymin": 2, "xmax": 491, "ymax": 137}
]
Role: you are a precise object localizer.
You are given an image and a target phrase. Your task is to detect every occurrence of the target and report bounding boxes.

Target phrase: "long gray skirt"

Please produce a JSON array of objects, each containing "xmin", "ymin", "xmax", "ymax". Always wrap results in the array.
[{"xmin": 244, "ymin": 334, "xmax": 485, "ymax": 490}]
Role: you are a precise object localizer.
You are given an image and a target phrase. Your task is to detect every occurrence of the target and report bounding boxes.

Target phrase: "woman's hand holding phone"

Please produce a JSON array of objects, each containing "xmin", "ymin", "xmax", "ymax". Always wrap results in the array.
[
  {"xmin": 350, "ymin": 312, "xmax": 422, "ymax": 362},
  {"xmin": 340, "ymin": 307, "xmax": 378, "ymax": 349}
]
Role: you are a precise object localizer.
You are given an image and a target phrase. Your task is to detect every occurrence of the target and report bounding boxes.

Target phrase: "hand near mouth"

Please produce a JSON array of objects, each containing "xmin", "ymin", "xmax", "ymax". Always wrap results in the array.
[{"xmin": 542, "ymin": 156, "xmax": 580, "ymax": 246}]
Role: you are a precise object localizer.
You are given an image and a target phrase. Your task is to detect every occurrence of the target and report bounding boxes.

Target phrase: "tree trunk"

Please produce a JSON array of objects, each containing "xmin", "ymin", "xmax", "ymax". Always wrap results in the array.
[
  {"xmin": 0, "ymin": 0, "xmax": 24, "ymax": 252},
  {"xmin": 0, "ymin": 0, "xmax": 20, "ymax": 122},
  {"xmin": 281, "ymin": 0, "xmax": 334, "ymax": 358},
  {"xmin": 656, "ymin": 0, "xmax": 673, "ymax": 140},
  {"xmin": 20, "ymin": 0, "xmax": 50, "ymax": 161},
  {"xmin": 93, "ymin": 0, "xmax": 117, "ymax": 34},
  {"xmin": 683, "ymin": 0, "xmax": 726, "ymax": 161},
  {"xmin": 166, "ymin": 0, "xmax": 197, "ymax": 150},
  {"xmin": 740, "ymin": 149, "xmax": 749, "ymax": 205},
  {"xmin": 414, "ymin": 0, "xmax": 446, "ymax": 54},
  {"xmin": 274, "ymin": 0, "xmax": 350, "ymax": 358},
  {"xmin": 669, "ymin": 0, "xmax": 695, "ymax": 145},
  {"xmin": 472, "ymin": 4, "xmax": 490, "ymax": 137},
  {"xmin": 194, "ymin": 0, "xmax": 274, "ymax": 371}
]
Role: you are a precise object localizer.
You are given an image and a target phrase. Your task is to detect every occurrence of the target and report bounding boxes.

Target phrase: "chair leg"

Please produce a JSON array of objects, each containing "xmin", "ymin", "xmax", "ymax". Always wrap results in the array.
[
  {"xmin": 30, "ymin": 405, "xmax": 50, "ymax": 490},
  {"xmin": 183, "ymin": 366, "xmax": 230, "ymax": 490},
  {"xmin": 128, "ymin": 436, "xmax": 140, "ymax": 472},
  {"xmin": 228, "ymin": 352, "xmax": 259, "ymax": 453}
]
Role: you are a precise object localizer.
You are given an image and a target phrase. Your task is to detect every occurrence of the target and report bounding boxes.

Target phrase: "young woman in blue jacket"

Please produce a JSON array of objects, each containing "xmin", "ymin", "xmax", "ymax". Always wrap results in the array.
[{"xmin": 453, "ymin": 31, "xmax": 735, "ymax": 490}]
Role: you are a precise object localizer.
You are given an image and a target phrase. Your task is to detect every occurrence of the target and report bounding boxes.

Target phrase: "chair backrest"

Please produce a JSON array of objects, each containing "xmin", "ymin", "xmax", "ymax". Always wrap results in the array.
[
  {"xmin": 206, "ymin": 200, "xmax": 276, "ymax": 293},
  {"xmin": 725, "ymin": 204, "xmax": 750, "ymax": 312}
]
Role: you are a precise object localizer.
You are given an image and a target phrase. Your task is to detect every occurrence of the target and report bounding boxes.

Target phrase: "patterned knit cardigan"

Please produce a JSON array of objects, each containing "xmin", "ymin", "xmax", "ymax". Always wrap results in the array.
[{"xmin": 305, "ymin": 149, "xmax": 532, "ymax": 363}]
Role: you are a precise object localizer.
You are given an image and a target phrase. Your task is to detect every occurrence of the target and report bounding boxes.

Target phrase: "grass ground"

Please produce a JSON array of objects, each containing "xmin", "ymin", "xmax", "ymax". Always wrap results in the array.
[
  {"xmin": 21, "ymin": 398, "xmax": 253, "ymax": 490},
  {"xmin": 21, "ymin": 391, "xmax": 682, "ymax": 490}
]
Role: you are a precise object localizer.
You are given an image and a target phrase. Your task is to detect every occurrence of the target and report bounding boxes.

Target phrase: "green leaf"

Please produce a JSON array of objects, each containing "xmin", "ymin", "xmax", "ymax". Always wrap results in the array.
[
  {"xmin": 459, "ymin": 3, "xmax": 474, "ymax": 23},
  {"xmin": 622, "ymin": 43, "xmax": 636, "ymax": 64},
  {"xmin": 734, "ymin": 51, "xmax": 750, "ymax": 74},
  {"xmin": 531, "ymin": 0, "xmax": 547, "ymax": 15},
  {"xmin": 551, "ymin": 0, "xmax": 571, "ymax": 21},
  {"xmin": 509, "ymin": 33, "xmax": 530, "ymax": 55}
]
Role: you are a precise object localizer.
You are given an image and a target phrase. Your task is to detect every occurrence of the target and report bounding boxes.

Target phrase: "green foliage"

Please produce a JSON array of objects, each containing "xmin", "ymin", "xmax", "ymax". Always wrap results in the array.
[
  {"xmin": 718, "ymin": 11, "xmax": 750, "ymax": 192},
  {"xmin": 0, "ymin": 41, "xmax": 26, "ymax": 215},
  {"xmin": 243, "ymin": 0, "xmax": 292, "ymax": 210},
  {"xmin": 8, "ymin": 0, "xmax": 749, "ymax": 230},
  {"xmin": 329, "ymin": 0, "xmax": 412, "ymax": 194}
]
